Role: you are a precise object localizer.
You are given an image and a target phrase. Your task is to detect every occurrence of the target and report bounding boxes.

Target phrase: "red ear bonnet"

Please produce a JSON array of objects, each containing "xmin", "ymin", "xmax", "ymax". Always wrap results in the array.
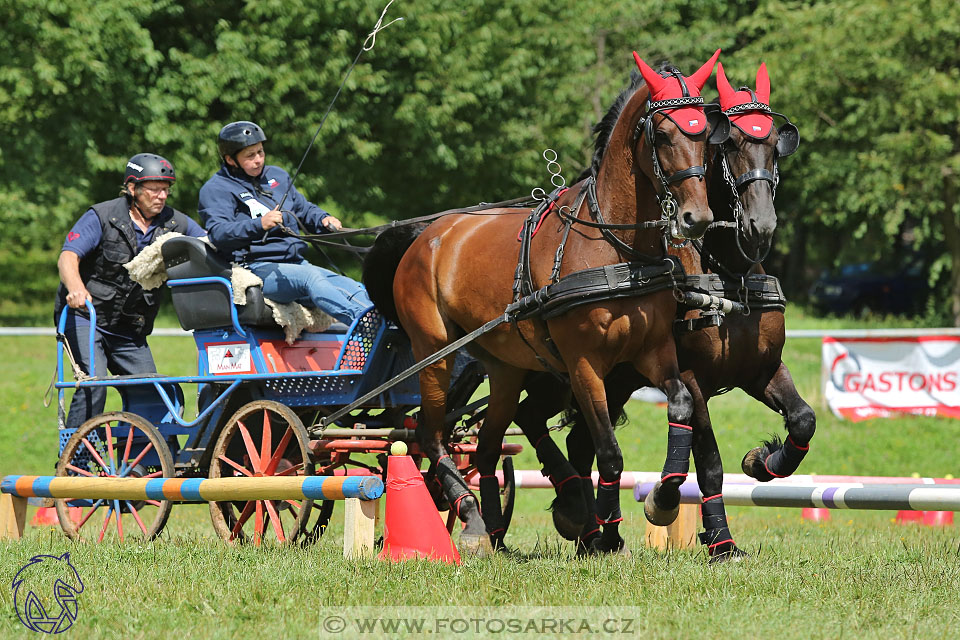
[
  {"xmin": 633, "ymin": 48, "xmax": 720, "ymax": 135},
  {"xmin": 718, "ymin": 61, "xmax": 774, "ymax": 139}
]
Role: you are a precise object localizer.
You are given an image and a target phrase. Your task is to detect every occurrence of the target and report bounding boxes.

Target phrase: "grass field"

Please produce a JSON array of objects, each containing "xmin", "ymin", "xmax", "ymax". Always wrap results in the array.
[{"xmin": 1, "ymin": 318, "xmax": 959, "ymax": 639}]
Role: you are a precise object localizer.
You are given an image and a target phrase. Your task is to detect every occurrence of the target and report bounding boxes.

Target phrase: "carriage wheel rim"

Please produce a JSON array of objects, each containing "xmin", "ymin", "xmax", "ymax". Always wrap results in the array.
[
  {"xmin": 208, "ymin": 400, "xmax": 315, "ymax": 545},
  {"xmin": 55, "ymin": 411, "xmax": 173, "ymax": 542}
]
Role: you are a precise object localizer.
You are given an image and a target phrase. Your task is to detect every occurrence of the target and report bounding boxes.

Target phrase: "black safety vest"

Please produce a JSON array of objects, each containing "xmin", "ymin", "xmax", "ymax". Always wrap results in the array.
[{"xmin": 54, "ymin": 197, "xmax": 193, "ymax": 336}]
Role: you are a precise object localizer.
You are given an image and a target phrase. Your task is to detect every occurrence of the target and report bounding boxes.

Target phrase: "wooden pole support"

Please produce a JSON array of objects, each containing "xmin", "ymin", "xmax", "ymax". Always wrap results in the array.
[
  {"xmin": 343, "ymin": 497, "xmax": 379, "ymax": 559},
  {"xmin": 0, "ymin": 493, "xmax": 27, "ymax": 540},
  {"xmin": 644, "ymin": 502, "xmax": 698, "ymax": 551}
]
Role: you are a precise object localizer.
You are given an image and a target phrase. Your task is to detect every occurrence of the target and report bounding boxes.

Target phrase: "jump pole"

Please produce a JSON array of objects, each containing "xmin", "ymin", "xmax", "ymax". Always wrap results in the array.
[{"xmin": 0, "ymin": 475, "xmax": 383, "ymax": 555}]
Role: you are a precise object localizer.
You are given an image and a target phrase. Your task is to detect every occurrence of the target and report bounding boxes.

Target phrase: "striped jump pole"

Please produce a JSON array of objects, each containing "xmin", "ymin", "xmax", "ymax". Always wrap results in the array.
[
  {"xmin": 632, "ymin": 481, "xmax": 960, "ymax": 511},
  {"xmin": 1, "ymin": 474, "xmax": 384, "ymax": 547},
  {"xmin": 1, "ymin": 474, "xmax": 384, "ymax": 502},
  {"xmin": 469, "ymin": 469, "xmax": 960, "ymax": 490}
]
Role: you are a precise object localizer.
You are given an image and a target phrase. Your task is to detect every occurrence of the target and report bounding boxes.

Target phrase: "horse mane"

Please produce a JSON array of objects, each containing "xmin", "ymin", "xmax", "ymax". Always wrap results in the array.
[{"xmin": 588, "ymin": 63, "xmax": 679, "ymax": 176}]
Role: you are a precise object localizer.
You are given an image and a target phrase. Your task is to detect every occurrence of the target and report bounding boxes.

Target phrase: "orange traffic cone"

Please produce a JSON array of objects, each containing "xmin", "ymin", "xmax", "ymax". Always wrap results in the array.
[
  {"xmin": 921, "ymin": 511, "xmax": 954, "ymax": 526},
  {"xmin": 31, "ymin": 506, "xmax": 82, "ymax": 526},
  {"xmin": 896, "ymin": 510, "xmax": 924, "ymax": 524},
  {"xmin": 378, "ymin": 455, "xmax": 461, "ymax": 564},
  {"xmin": 801, "ymin": 507, "xmax": 830, "ymax": 522}
]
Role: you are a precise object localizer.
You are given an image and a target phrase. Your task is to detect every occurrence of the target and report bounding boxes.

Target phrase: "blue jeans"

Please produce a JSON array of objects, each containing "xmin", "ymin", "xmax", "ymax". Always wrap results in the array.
[
  {"xmin": 63, "ymin": 324, "xmax": 157, "ymax": 430},
  {"xmin": 246, "ymin": 260, "xmax": 372, "ymax": 325}
]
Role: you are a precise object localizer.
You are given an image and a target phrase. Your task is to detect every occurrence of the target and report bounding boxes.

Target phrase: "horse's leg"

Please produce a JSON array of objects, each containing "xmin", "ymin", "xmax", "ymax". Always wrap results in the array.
[
  {"xmin": 566, "ymin": 420, "xmax": 599, "ymax": 555},
  {"xmin": 513, "ymin": 372, "xmax": 586, "ymax": 541},
  {"xmin": 740, "ymin": 361, "xmax": 817, "ymax": 482},
  {"xmin": 568, "ymin": 359, "xmax": 628, "ymax": 555},
  {"xmin": 644, "ymin": 374, "xmax": 696, "ymax": 527},
  {"xmin": 685, "ymin": 376, "xmax": 748, "ymax": 563},
  {"xmin": 474, "ymin": 364, "xmax": 526, "ymax": 551},
  {"xmin": 415, "ymin": 353, "xmax": 489, "ymax": 554}
]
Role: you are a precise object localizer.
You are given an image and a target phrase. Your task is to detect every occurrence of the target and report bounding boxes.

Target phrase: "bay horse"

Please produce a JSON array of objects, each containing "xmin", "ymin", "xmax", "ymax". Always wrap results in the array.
[
  {"xmin": 517, "ymin": 61, "xmax": 814, "ymax": 561},
  {"xmin": 364, "ymin": 50, "xmax": 722, "ymax": 552}
]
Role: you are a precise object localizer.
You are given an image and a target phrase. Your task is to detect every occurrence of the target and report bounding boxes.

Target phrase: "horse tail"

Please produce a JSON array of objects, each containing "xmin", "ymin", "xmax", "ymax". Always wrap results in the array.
[{"xmin": 362, "ymin": 222, "xmax": 430, "ymax": 326}]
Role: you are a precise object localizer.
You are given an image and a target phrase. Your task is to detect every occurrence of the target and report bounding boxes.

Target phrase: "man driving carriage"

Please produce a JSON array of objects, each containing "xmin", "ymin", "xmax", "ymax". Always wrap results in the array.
[
  {"xmin": 54, "ymin": 153, "xmax": 206, "ymax": 429},
  {"xmin": 198, "ymin": 121, "xmax": 372, "ymax": 325}
]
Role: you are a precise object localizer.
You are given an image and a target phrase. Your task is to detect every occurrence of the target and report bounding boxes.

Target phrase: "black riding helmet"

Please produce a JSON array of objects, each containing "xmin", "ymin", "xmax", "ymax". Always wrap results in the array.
[
  {"xmin": 218, "ymin": 121, "xmax": 267, "ymax": 161},
  {"xmin": 124, "ymin": 153, "xmax": 176, "ymax": 184}
]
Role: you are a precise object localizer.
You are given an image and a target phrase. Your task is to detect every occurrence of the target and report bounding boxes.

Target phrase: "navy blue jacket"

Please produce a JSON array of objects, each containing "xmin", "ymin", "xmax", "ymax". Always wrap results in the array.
[{"xmin": 198, "ymin": 164, "xmax": 331, "ymax": 263}]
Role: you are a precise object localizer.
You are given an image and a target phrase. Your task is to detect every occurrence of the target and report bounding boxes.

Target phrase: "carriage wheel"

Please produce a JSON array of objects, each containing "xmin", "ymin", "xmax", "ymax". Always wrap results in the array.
[
  {"xmin": 298, "ymin": 496, "xmax": 336, "ymax": 545},
  {"xmin": 55, "ymin": 411, "xmax": 174, "ymax": 542},
  {"xmin": 208, "ymin": 400, "xmax": 314, "ymax": 545}
]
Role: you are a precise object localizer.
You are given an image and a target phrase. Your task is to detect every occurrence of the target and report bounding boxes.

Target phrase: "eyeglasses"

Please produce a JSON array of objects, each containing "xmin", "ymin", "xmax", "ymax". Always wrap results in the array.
[{"xmin": 139, "ymin": 184, "xmax": 172, "ymax": 196}]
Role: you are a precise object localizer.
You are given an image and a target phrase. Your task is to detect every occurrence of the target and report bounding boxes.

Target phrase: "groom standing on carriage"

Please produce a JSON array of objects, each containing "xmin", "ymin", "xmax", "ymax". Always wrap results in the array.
[{"xmin": 54, "ymin": 154, "xmax": 206, "ymax": 430}]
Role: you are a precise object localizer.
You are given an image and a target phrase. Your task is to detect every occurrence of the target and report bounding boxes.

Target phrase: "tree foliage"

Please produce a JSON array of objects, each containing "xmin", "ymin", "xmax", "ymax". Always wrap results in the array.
[{"xmin": 1, "ymin": 0, "xmax": 957, "ymax": 323}]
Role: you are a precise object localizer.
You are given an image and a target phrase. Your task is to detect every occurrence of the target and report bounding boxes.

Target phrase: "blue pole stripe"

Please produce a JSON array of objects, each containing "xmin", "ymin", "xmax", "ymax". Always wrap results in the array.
[
  {"xmin": 144, "ymin": 479, "xmax": 168, "ymax": 501},
  {"xmin": 32, "ymin": 476, "xmax": 54, "ymax": 498},
  {"xmin": 1, "ymin": 475, "xmax": 21, "ymax": 496},
  {"xmin": 179, "ymin": 479, "xmax": 205, "ymax": 502}
]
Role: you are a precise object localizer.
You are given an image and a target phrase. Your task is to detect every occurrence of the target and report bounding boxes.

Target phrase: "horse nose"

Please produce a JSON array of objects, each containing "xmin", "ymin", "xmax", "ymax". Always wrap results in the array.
[{"xmin": 681, "ymin": 209, "xmax": 711, "ymax": 239}]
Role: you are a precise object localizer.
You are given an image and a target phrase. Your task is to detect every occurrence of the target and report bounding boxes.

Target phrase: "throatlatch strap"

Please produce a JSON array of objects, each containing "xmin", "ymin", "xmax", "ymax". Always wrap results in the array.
[
  {"xmin": 661, "ymin": 422, "xmax": 693, "ymax": 480},
  {"xmin": 698, "ymin": 494, "xmax": 734, "ymax": 548},
  {"xmin": 764, "ymin": 436, "xmax": 809, "ymax": 478},
  {"xmin": 595, "ymin": 477, "xmax": 622, "ymax": 526}
]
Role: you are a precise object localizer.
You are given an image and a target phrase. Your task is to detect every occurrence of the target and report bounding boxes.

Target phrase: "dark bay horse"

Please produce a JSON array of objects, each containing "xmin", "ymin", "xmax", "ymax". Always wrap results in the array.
[
  {"xmin": 518, "ymin": 61, "xmax": 814, "ymax": 561},
  {"xmin": 364, "ymin": 50, "xmax": 721, "ymax": 552}
]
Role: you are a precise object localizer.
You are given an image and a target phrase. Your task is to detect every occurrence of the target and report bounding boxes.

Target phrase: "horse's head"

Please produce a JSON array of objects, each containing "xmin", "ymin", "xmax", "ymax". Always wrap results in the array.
[
  {"xmin": 631, "ymin": 50, "xmax": 720, "ymax": 242},
  {"xmin": 710, "ymin": 61, "xmax": 800, "ymax": 262}
]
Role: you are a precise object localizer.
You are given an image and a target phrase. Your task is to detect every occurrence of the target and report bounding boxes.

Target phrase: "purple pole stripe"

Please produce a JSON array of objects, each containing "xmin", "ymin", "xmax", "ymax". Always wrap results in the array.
[
  {"xmin": 32, "ymin": 476, "xmax": 54, "ymax": 498},
  {"xmin": 1, "ymin": 475, "xmax": 21, "ymax": 496},
  {"xmin": 821, "ymin": 486, "xmax": 839, "ymax": 509}
]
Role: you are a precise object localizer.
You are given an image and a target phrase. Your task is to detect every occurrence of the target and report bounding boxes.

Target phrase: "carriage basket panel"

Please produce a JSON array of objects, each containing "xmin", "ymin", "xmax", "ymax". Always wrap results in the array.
[
  {"xmin": 338, "ymin": 309, "xmax": 381, "ymax": 371},
  {"xmin": 262, "ymin": 374, "xmax": 362, "ymax": 407}
]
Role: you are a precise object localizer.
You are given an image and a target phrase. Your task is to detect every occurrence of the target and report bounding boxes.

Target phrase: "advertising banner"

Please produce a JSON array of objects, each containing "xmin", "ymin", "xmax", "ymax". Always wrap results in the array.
[{"xmin": 823, "ymin": 336, "xmax": 960, "ymax": 421}]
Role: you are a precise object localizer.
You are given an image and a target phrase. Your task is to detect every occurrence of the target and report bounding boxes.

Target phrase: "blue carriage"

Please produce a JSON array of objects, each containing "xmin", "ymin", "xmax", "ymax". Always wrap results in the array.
[{"xmin": 53, "ymin": 236, "xmax": 517, "ymax": 544}]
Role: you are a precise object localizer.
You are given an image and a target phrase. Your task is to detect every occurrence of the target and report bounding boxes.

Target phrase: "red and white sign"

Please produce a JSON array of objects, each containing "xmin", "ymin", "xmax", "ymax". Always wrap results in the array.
[
  {"xmin": 207, "ymin": 343, "xmax": 254, "ymax": 374},
  {"xmin": 823, "ymin": 336, "xmax": 960, "ymax": 421}
]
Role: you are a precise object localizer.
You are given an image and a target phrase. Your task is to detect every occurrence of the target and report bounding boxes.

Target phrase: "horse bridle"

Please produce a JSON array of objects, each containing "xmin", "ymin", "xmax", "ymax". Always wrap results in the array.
[{"xmin": 706, "ymin": 97, "xmax": 800, "ymax": 265}]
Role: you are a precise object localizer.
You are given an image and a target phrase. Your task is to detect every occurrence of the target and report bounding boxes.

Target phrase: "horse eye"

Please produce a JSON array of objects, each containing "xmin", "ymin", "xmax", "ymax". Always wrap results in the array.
[{"xmin": 655, "ymin": 131, "xmax": 672, "ymax": 146}]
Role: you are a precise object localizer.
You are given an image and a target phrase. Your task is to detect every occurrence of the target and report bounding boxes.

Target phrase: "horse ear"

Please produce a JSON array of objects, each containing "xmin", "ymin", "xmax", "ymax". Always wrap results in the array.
[
  {"xmin": 716, "ymin": 61, "xmax": 736, "ymax": 109},
  {"xmin": 756, "ymin": 62, "xmax": 771, "ymax": 105},
  {"xmin": 688, "ymin": 48, "xmax": 721, "ymax": 92},
  {"xmin": 633, "ymin": 51, "xmax": 666, "ymax": 96}
]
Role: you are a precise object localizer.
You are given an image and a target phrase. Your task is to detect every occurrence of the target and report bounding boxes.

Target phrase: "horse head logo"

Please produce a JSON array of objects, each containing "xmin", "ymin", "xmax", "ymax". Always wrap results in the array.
[{"xmin": 12, "ymin": 552, "xmax": 84, "ymax": 634}]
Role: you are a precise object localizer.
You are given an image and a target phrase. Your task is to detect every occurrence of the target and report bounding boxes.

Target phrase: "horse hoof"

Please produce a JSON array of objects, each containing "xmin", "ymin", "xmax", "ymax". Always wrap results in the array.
[
  {"xmin": 741, "ymin": 448, "xmax": 775, "ymax": 482},
  {"xmin": 588, "ymin": 536, "xmax": 630, "ymax": 557},
  {"xmin": 644, "ymin": 482, "xmax": 680, "ymax": 526},
  {"xmin": 708, "ymin": 544, "xmax": 749, "ymax": 565},
  {"xmin": 459, "ymin": 532, "xmax": 494, "ymax": 556},
  {"xmin": 551, "ymin": 503, "xmax": 587, "ymax": 541}
]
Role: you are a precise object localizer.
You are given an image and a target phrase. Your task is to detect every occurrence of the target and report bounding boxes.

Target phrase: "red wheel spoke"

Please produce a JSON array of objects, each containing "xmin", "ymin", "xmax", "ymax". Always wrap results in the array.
[
  {"xmin": 284, "ymin": 500, "xmax": 301, "ymax": 512},
  {"xmin": 105, "ymin": 422, "xmax": 115, "ymax": 471},
  {"xmin": 142, "ymin": 470, "xmax": 164, "ymax": 479},
  {"xmin": 263, "ymin": 500, "xmax": 286, "ymax": 543},
  {"xmin": 126, "ymin": 442, "xmax": 155, "ymax": 472},
  {"xmin": 76, "ymin": 500, "xmax": 105, "ymax": 530},
  {"xmin": 127, "ymin": 502, "xmax": 148, "ymax": 535},
  {"xmin": 276, "ymin": 463, "xmax": 305, "ymax": 477},
  {"xmin": 122, "ymin": 423, "xmax": 135, "ymax": 467},
  {"xmin": 65, "ymin": 464, "xmax": 95, "ymax": 477},
  {"xmin": 254, "ymin": 501, "xmax": 264, "ymax": 546},
  {"xmin": 231, "ymin": 501, "xmax": 256, "ymax": 540},
  {"xmin": 114, "ymin": 501, "xmax": 124, "ymax": 542},
  {"xmin": 145, "ymin": 500, "xmax": 162, "ymax": 507},
  {"xmin": 81, "ymin": 438, "xmax": 110, "ymax": 471},
  {"xmin": 217, "ymin": 454, "xmax": 254, "ymax": 477},
  {"xmin": 236, "ymin": 420, "xmax": 262, "ymax": 472},
  {"xmin": 260, "ymin": 411, "xmax": 273, "ymax": 468},
  {"xmin": 263, "ymin": 427, "xmax": 294, "ymax": 476},
  {"xmin": 97, "ymin": 506, "xmax": 113, "ymax": 543}
]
